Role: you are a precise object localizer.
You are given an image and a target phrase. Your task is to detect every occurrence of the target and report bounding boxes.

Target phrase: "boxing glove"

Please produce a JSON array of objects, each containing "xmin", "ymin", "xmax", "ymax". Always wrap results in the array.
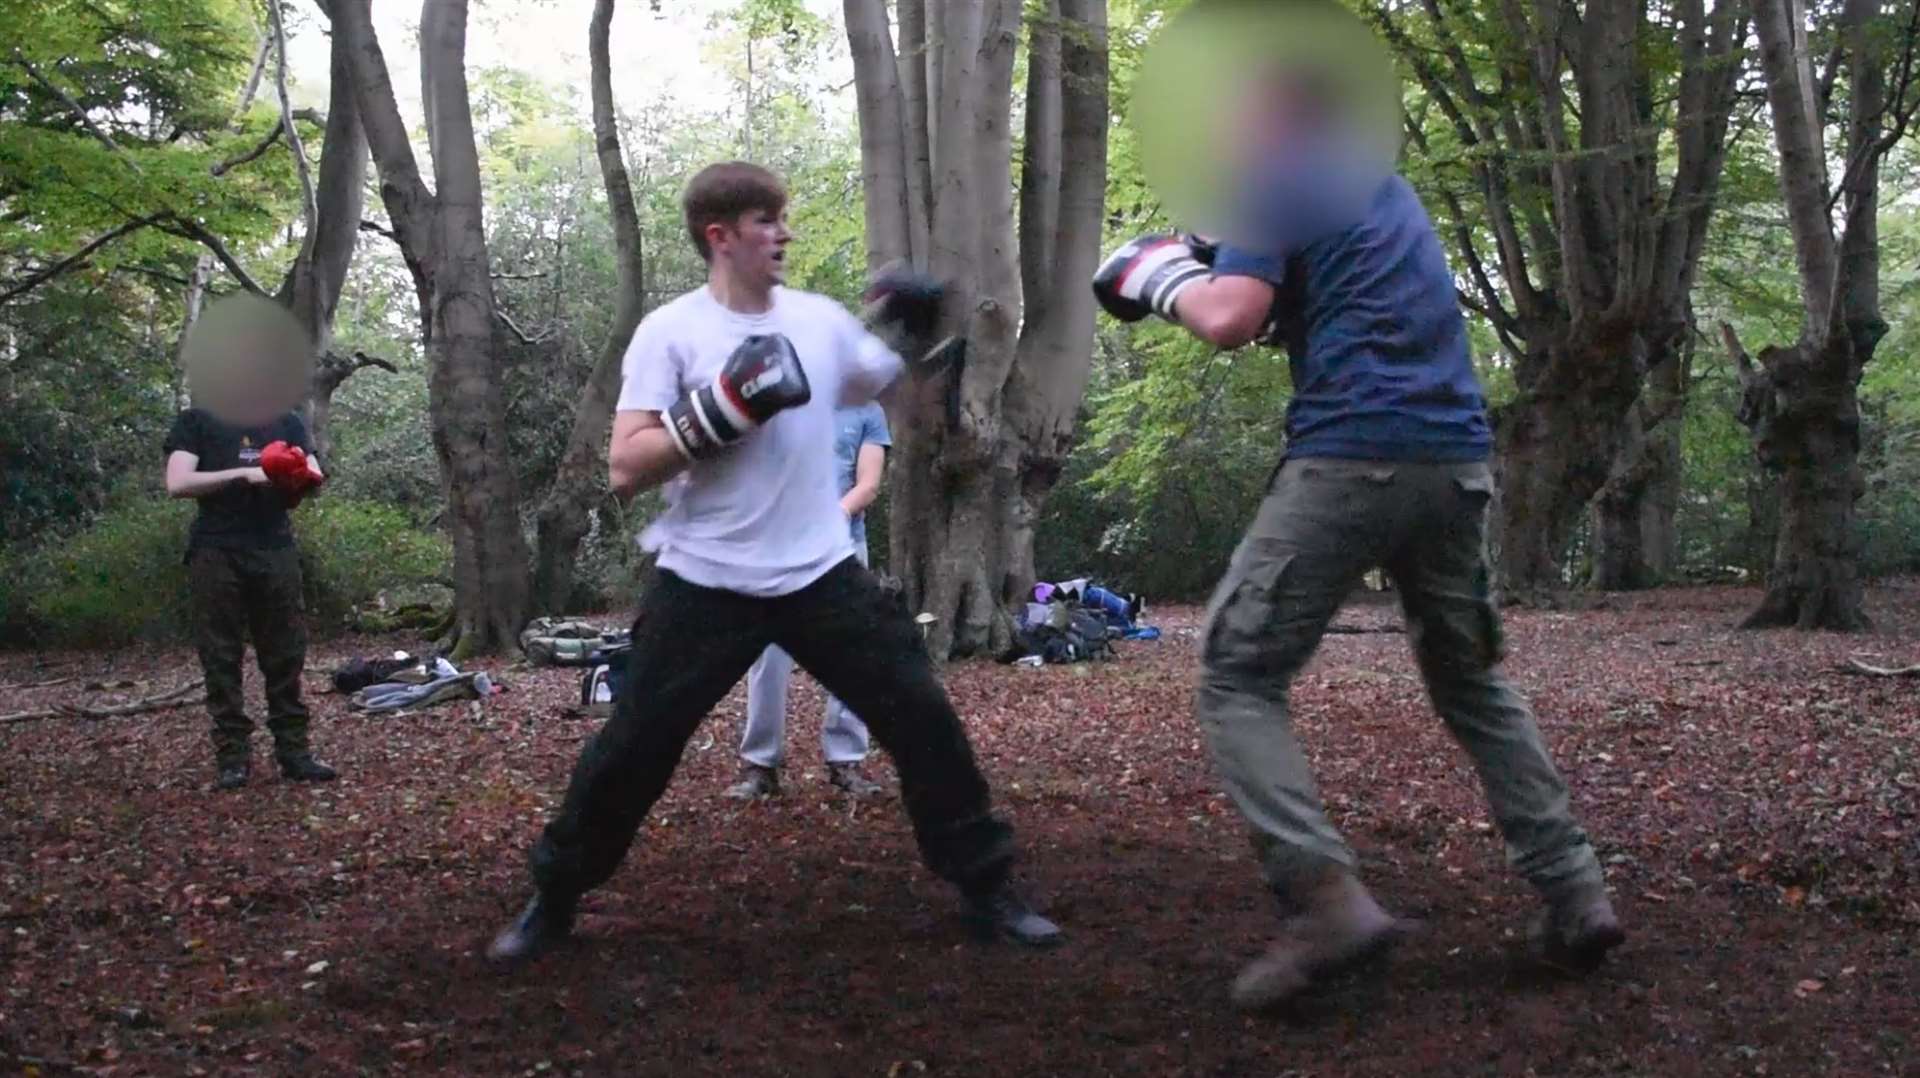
[
  {"xmin": 260, "ymin": 441, "xmax": 317, "ymax": 492},
  {"xmin": 663, "ymin": 332, "xmax": 812, "ymax": 461},
  {"xmin": 1091, "ymin": 233, "xmax": 1210, "ymax": 324},
  {"xmin": 860, "ymin": 262, "xmax": 964, "ymax": 378}
]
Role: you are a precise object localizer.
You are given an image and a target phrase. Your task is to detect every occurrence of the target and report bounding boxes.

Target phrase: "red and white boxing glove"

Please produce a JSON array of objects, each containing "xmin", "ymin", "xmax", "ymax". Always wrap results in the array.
[
  {"xmin": 1091, "ymin": 233, "xmax": 1210, "ymax": 324},
  {"xmin": 663, "ymin": 333, "xmax": 813, "ymax": 461}
]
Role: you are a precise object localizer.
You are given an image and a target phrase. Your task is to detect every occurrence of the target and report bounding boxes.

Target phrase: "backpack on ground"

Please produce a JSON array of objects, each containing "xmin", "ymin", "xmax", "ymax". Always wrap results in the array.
[
  {"xmin": 577, "ymin": 641, "xmax": 632, "ymax": 716},
  {"xmin": 521, "ymin": 617, "xmax": 629, "ymax": 667}
]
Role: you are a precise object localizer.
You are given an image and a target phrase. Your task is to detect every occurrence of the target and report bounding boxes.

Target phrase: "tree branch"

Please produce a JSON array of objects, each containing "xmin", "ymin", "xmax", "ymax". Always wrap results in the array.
[
  {"xmin": 266, "ymin": 0, "xmax": 319, "ymax": 241},
  {"xmin": 0, "ymin": 679, "xmax": 204, "ymax": 725},
  {"xmin": 1826, "ymin": 0, "xmax": 1920, "ymax": 214},
  {"xmin": 0, "ymin": 214, "xmax": 165, "ymax": 305},
  {"xmin": 493, "ymin": 308, "xmax": 554, "ymax": 345},
  {"xmin": 211, "ymin": 119, "xmax": 287, "ymax": 176},
  {"xmin": 158, "ymin": 216, "xmax": 269, "ymax": 296},
  {"xmin": 10, "ymin": 49, "xmax": 142, "ymax": 173}
]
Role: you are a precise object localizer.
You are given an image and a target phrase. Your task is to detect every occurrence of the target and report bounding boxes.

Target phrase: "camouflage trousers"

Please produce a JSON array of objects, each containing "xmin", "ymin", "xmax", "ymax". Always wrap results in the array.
[
  {"xmin": 1196, "ymin": 456, "xmax": 1602, "ymax": 897},
  {"xmin": 188, "ymin": 544, "xmax": 311, "ymax": 765}
]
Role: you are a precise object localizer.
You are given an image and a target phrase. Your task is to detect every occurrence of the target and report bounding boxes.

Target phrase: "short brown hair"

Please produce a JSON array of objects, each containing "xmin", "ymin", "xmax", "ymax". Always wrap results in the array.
[{"xmin": 682, "ymin": 162, "xmax": 788, "ymax": 262}]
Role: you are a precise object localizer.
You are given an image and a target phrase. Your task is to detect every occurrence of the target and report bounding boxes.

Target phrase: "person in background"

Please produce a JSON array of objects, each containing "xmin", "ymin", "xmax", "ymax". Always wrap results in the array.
[
  {"xmin": 164, "ymin": 406, "xmax": 336, "ymax": 791},
  {"xmin": 726, "ymin": 401, "xmax": 892, "ymax": 800}
]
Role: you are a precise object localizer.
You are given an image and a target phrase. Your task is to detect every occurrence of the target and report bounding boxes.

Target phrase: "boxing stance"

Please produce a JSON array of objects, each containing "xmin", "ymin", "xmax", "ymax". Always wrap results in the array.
[
  {"xmin": 1093, "ymin": 19, "xmax": 1622, "ymax": 1008},
  {"xmin": 487, "ymin": 161, "xmax": 1060, "ymax": 965}
]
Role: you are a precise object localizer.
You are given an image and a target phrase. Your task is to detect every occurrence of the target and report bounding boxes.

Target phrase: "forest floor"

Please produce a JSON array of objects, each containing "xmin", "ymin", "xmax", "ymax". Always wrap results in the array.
[{"xmin": 2, "ymin": 581, "xmax": 1917, "ymax": 1077}]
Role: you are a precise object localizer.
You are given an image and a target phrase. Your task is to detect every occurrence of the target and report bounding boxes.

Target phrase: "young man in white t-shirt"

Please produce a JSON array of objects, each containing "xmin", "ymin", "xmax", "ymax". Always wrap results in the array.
[{"xmin": 486, "ymin": 161, "xmax": 1061, "ymax": 965}]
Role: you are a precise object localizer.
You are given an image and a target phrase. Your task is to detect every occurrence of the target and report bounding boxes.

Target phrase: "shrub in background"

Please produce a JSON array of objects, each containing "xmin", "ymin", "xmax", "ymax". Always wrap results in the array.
[{"xmin": 0, "ymin": 495, "xmax": 450, "ymax": 649}]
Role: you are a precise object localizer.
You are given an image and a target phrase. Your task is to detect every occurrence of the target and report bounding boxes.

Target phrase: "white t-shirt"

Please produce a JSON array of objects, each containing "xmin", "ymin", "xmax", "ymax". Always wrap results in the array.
[{"xmin": 617, "ymin": 284, "xmax": 904, "ymax": 597}]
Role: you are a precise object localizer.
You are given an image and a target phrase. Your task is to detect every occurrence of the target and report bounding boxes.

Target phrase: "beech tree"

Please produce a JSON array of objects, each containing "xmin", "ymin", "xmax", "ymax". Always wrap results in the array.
[
  {"xmin": 1720, "ymin": 0, "xmax": 1915, "ymax": 629},
  {"xmin": 331, "ymin": 0, "xmax": 531, "ymax": 654},
  {"xmin": 844, "ymin": 0, "xmax": 1109, "ymax": 658},
  {"xmin": 528, "ymin": 0, "xmax": 648, "ymax": 615},
  {"xmin": 1374, "ymin": 0, "xmax": 1745, "ymax": 599}
]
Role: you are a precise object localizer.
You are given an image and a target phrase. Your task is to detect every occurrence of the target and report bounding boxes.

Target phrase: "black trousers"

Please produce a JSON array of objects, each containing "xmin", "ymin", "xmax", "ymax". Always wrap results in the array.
[
  {"xmin": 528, "ymin": 558, "xmax": 1017, "ymax": 899},
  {"xmin": 188, "ymin": 544, "xmax": 311, "ymax": 764}
]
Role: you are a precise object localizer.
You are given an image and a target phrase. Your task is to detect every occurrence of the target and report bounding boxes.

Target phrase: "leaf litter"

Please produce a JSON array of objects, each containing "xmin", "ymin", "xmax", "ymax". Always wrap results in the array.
[{"xmin": 0, "ymin": 580, "xmax": 1916, "ymax": 1075}]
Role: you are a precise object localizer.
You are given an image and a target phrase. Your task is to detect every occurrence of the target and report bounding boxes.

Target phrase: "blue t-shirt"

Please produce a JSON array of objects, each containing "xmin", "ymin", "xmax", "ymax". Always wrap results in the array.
[
  {"xmin": 1211, "ymin": 173, "xmax": 1491, "ymax": 463},
  {"xmin": 833, "ymin": 402, "xmax": 892, "ymax": 547}
]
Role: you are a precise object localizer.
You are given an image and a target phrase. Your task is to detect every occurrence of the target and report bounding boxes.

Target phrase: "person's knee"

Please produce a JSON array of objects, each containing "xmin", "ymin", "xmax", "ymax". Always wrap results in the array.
[{"xmin": 1411, "ymin": 602, "xmax": 1506, "ymax": 680}]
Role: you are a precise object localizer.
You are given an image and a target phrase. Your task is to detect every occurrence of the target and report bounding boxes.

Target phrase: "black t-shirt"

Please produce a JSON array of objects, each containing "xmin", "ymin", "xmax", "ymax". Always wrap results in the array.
[{"xmin": 163, "ymin": 408, "xmax": 315, "ymax": 550}]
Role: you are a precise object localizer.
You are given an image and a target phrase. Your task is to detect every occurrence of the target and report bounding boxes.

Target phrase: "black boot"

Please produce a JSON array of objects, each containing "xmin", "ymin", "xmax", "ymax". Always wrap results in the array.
[
  {"xmin": 215, "ymin": 759, "xmax": 250, "ymax": 791},
  {"xmin": 486, "ymin": 892, "xmax": 577, "ymax": 967},
  {"xmin": 278, "ymin": 754, "xmax": 337, "ymax": 782},
  {"xmin": 963, "ymin": 880, "xmax": 1062, "ymax": 948}
]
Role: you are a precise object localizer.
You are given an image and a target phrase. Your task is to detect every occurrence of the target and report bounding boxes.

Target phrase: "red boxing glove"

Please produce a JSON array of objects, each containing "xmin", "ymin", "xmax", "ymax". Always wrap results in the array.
[{"xmin": 260, "ymin": 440, "xmax": 320, "ymax": 502}]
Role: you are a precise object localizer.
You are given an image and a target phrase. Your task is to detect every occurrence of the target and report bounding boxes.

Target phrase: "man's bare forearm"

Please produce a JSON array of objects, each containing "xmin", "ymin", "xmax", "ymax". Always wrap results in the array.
[
  {"xmin": 609, "ymin": 426, "xmax": 690, "ymax": 500},
  {"xmin": 841, "ymin": 480, "xmax": 880, "ymax": 516},
  {"xmin": 167, "ymin": 468, "xmax": 252, "ymax": 499}
]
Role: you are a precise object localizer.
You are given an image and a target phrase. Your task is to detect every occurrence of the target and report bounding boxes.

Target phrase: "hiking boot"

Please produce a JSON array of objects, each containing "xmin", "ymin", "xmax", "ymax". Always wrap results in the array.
[
  {"xmin": 1231, "ymin": 865, "xmax": 1406, "ymax": 1011},
  {"xmin": 723, "ymin": 763, "xmax": 779, "ymax": 800},
  {"xmin": 963, "ymin": 881, "xmax": 1063, "ymax": 948},
  {"xmin": 215, "ymin": 759, "xmax": 250, "ymax": 791},
  {"xmin": 1529, "ymin": 880, "xmax": 1625, "ymax": 974},
  {"xmin": 485, "ymin": 892, "xmax": 577, "ymax": 967},
  {"xmin": 828, "ymin": 762, "xmax": 884, "ymax": 798},
  {"xmin": 278, "ymin": 754, "xmax": 338, "ymax": 782}
]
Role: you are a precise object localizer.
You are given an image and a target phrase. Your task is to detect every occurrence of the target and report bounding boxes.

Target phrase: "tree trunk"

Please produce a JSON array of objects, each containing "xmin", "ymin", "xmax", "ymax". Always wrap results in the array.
[
  {"xmin": 1003, "ymin": 0, "xmax": 1107, "ymax": 598},
  {"xmin": 1590, "ymin": 335, "xmax": 1688, "ymax": 589},
  {"xmin": 1493, "ymin": 324, "xmax": 1647, "ymax": 599},
  {"xmin": 420, "ymin": 0, "xmax": 533, "ymax": 654},
  {"xmin": 848, "ymin": 0, "xmax": 1105, "ymax": 659},
  {"xmin": 334, "ymin": 0, "xmax": 530, "ymax": 655},
  {"xmin": 529, "ymin": 0, "xmax": 647, "ymax": 616},
  {"xmin": 1731, "ymin": 336, "xmax": 1870, "ymax": 628},
  {"xmin": 1724, "ymin": 0, "xmax": 1893, "ymax": 630},
  {"xmin": 1374, "ymin": 0, "xmax": 1741, "ymax": 598},
  {"xmin": 281, "ymin": 10, "xmax": 370, "ymax": 461}
]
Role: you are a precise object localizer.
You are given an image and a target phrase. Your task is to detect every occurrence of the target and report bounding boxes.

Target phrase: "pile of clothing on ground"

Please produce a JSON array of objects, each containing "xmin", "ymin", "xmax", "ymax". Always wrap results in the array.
[
  {"xmin": 329, "ymin": 652, "xmax": 497, "ymax": 713},
  {"xmin": 999, "ymin": 577, "xmax": 1161, "ymax": 666}
]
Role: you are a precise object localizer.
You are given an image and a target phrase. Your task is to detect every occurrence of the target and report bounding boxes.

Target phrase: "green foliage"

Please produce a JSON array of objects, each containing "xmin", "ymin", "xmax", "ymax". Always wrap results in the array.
[
  {"xmin": 0, "ymin": 0, "xmax": 298, "ymax": 277},
  {"xmin": 291, "ymin": 499, "xmax": 452, "ymax": 629},
  {"xmin": 0, "ymin": 495, "xmax": 195, "ymax": 648},
  {"xmin": 0, "ymin": 495, "xmax": 451, "ymax": 648}
]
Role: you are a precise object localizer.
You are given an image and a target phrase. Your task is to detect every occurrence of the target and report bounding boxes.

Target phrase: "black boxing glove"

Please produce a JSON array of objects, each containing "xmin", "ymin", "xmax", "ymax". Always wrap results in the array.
[
  {"xmin": 862, "ymin": 262, "xmax": 966, "ymax": 379},
  {"xmin": 663, "ymin": 333, "xmax": 811, "ymax": 461},
  {"xmin": 1092, "ymin": 233, "xmax": 1209, "ymax": 324}
]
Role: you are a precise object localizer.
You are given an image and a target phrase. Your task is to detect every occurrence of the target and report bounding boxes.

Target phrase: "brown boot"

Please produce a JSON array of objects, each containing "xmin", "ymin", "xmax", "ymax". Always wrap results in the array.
[
  {"xmin": 1231, "ymin": 865, "xmax": 1405, "ymax": 1011},
  {"xmin": 1529, "ymin": 880, "xmax": 1625, "ymax": 973}
]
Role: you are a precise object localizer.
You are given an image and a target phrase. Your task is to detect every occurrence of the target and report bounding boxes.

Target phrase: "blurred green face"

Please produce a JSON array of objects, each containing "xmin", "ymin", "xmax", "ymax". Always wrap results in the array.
[
  {"xmin": 183, "ymin": 294, "xmax": 313, "ymax": 428},
  {"xmin": 1130, "ymin": 0, "xmax": 1403, "ymax": 240}
]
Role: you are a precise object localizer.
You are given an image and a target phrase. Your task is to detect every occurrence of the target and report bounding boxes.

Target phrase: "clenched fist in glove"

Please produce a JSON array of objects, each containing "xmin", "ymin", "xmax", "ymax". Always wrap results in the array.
[
  {"xmin": 664, "ymin": 332, "xmax": 812, "ymax": 461},
  {"xmin": 260, "ymin": 440, "xmax": 322, "ymax": 503},
  {"xmin": 861, "ymin": 262, "xmax": 960, "ymax": 377},
  {"xmin": 1092, "ymin": 233, "xmax": 1211, "ymax": 325}
]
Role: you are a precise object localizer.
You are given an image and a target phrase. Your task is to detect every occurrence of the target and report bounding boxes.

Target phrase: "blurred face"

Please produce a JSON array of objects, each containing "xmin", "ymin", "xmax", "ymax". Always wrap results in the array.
[{"xmin": 708, "ymin": 207, "xmax": 791, "ymax": 290}]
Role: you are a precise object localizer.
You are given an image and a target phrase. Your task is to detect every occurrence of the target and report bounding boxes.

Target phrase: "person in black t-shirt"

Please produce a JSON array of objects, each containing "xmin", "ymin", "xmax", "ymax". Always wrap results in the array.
[{"xmin": 164, "ymin": 407, "xmax": 338, "ymax": 790}]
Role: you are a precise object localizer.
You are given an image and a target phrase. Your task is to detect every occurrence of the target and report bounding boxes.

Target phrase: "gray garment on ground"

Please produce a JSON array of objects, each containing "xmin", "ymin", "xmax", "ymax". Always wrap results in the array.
[{"xmin": 1196, "ymin": 455, "xmax": 1602, "ymax": 896}]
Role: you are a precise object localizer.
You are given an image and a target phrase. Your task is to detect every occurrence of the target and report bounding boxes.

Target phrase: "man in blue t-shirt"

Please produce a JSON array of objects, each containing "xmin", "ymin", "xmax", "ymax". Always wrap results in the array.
[
  {"xmin": 724, "ymin": 401, "xmax": 892, "ymax": 800},
  {"xmin": 1093, "ymin": 46, "xmax": 1621, "ymax": 1010}
]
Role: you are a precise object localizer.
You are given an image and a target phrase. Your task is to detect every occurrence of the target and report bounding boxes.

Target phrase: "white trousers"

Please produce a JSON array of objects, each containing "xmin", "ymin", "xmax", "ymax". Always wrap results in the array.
[{"xmin": 738, "ymin": 543, "xmax": 871, "ymax": 767}]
